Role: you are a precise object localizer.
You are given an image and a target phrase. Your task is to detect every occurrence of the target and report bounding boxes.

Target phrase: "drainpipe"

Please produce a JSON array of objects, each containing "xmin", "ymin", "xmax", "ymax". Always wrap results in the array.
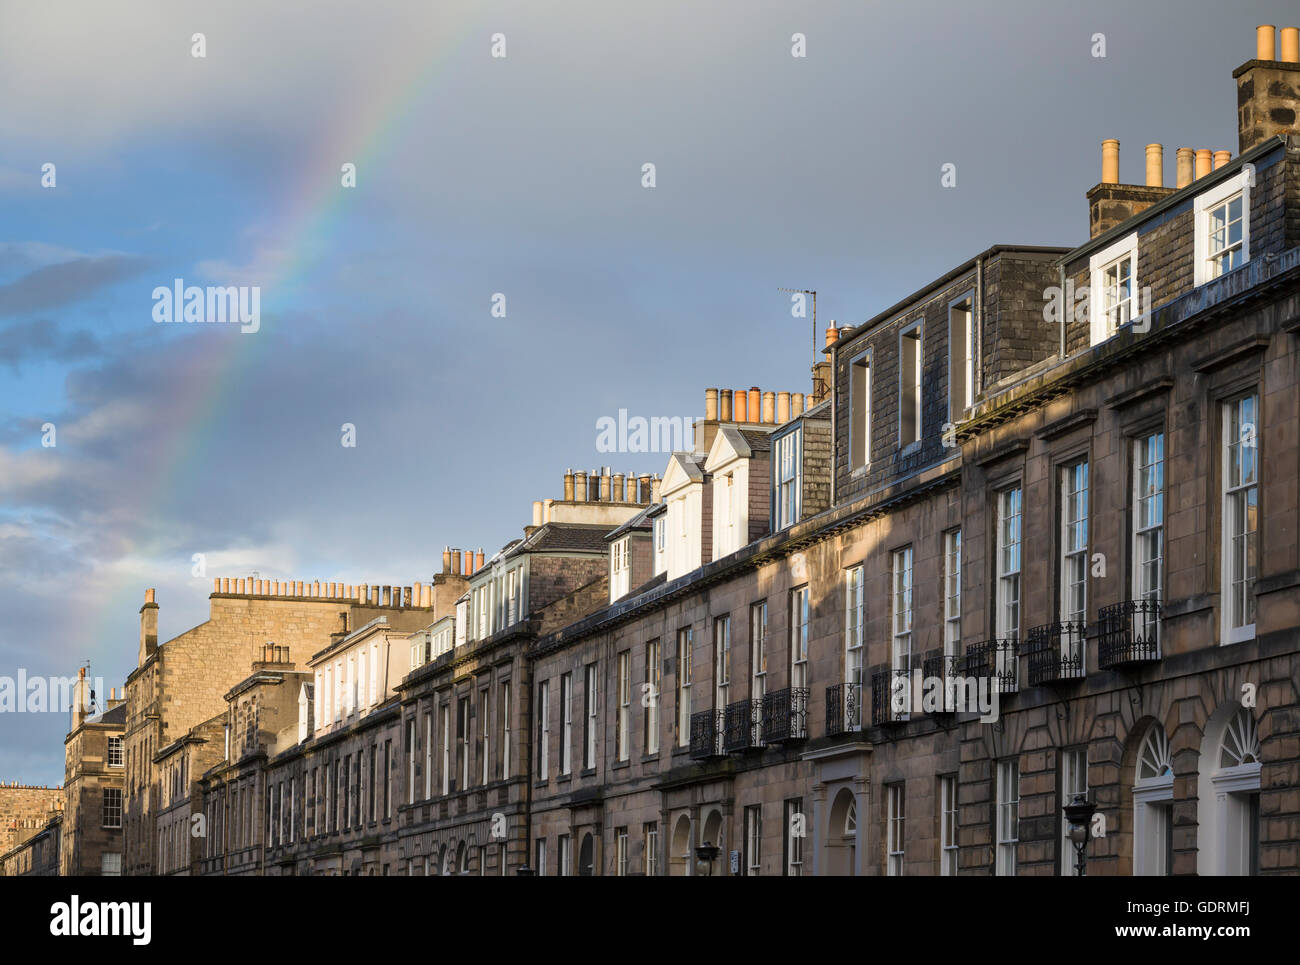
[{"xmin": 829, "ymin": 337, "xmax": 838, "ymax": 506}]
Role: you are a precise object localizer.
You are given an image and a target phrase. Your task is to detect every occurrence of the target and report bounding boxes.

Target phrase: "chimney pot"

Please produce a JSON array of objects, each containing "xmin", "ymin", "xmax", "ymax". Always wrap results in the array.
[
  {"xmin": 452, "ymin": 549, "xmax": 462, "ymax": 574},
  {"xmin": 650, "ymin": 474, "xmax": 661, "ymax": 503},
  {"xmin": 612, "ymin": 473, "xmax": 625, "ymax": 502},
  {"xmin": 733, "ymin": 389, "xmax": 748, "ymax": 423},
  {"xmin": 600, "ymin": 471, "xmax": 611, "ymax": 501},
  {"xmin": 791, "ymin": 392, "xmax": 805, "ymax": 418},
  {"xmin": 776, "ymin": 390, "xmax": 790, "ymax": 424},
  {"xmin": 719, "ymin": 390, "xmax": 732, "ymax": 422},
  {"xmin": 1257, "ymin": 24, "xmax": 1277, "ymax": 61},
  {"xmin": 824, "ymin": 325, "xmax": 839, "ymax": 349},
  {"xmin": 761, "ymin": 391, "xmax": 775, "ymax": 424},
  {"xmin": 442, "ymin": 547, "xmax": 452, "ymax": 573},
  {"xmin": 532, "ymin": 501, "xmax": 544, "ymax": 526},
  {"xmin": 704, "ymin": 388, "xmax": 718, "ymax": 421},
  {"xmin": 1101, "ymin": 139, "xmax": 1120, "ymax": 184},
  {"xmin": 1145, "ymin": 144, "xmax": 1163, "ymax": 187},
  {"xmin": 476, "ymin": 549, "xmax": 485, "ymax": 572},
  {"xmin": 144, "ymin": 588, "xmax": 155, "ymax": 604},
  {"xmin": 1175, "ymin": 148, "xmax": 1195, "ymax": 188},
  {"xmin": 1282, "ymin": 27, "xmax": 1299, "ymax": 62},
  {"xmin": 1213, "ymin": 149, "xmax": 1231, "ymax": 170},
  {"xmin": 1195, "ymin": 149, "xmax": 1212, "ymax": 180},
  {"xmin": 747, "ymin": 388, "xmax": 760, "ymax": 424}
]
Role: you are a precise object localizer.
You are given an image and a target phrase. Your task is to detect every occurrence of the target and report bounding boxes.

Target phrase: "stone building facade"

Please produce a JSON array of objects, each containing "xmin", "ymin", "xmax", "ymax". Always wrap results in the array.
[{"xmin": 61, "ymin": 683, "xmax": 126, "ymax": 876}]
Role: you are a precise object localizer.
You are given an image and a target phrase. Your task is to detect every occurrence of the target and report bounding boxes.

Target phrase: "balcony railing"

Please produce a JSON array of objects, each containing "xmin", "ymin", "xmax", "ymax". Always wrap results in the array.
[
  {"xmin": 1025, "ymin": 622, "xmax": 1087, "ymax": 685},
  {"xmin": 921, "ymin": 653, "xmax": 962, "ymax": 714},
  {"xmin": 870, "ymin": 669, "xmax": 911, "ymax": 725},
  {"xmin": 1098, "ymin": 599, "xmax": 1162, "ymax": 668},
  {"xmin": 761, "ymin": 688, "xmax": 808, "ymax": 743},
  {"xmin": 964, "ymin": 638, "xmax": 1019, "ymax": 694},
  {"xmin": 689, "ymin": 709, "xmax": 724, "ymax": 760},
  {"xmin": 825, "ymin": 682, "xmax": 863, "ymax": 735},
  {"xmin": 723, "ymin": 699, "xmax": 764, "ymax": 752}
]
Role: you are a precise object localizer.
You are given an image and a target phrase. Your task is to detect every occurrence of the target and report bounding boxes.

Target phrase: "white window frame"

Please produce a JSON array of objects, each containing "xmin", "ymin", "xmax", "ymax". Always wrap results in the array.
[
  {"xmin": 440, "ymin": 704, "xmax": 450, "ymax": 794},
  {"xmin": 616, "ymin": 828, "xmax": 629, "ymax": 877},
  {"xmin": 943, "ymin": 529, "xmax": 961, "ymax": 659},
  {"xmin": 537, "ymin": 680, "xmax": 550, "ymax": 781},
  {"xmin": 584, "ymin": 663, "xmax": 598, "ymax": 767},
  {"xmin": 617, "ymin": 651, "xmax": 631, "ymax": 762},
  {"xmin": 774, "ymin": 428, "xmax": 802, "ymax": 529},
  {"xmin": 1059, "ymin": 461, "xmax": 1089, "ymax": 625},
  {"xmin": 887, "ymin": 783, "xmax": 904, "ymax": 876},
  {"xmin": 561, "ymin": 672, "xmax": 573, "ymax": 775},
  {"xmin": 1133, "ymin": 431, "xmax": 1165, "ymax": 644},
  {"xmin": 745, "ymin": 805, "xmax": 762, "ymax": 876},
  {"xmin": 1194, "ymin": 169, "xmax": 1253, "ymax": 287},
  {"xmin": 996, "ymin": 760, "xmax": 1019, "ymax": 876},
  {"xmin": 1221, "ymin": 394, "xmax": 1259, "ymax": 645},
  {"xmin": 790, "ymin": 586, "xmax": 809, "ymax": 690},
  {"xmin": 1088, "ymin": 231, "xmax": 1138, "ymax": 345},
  {"xmin": 891, "ymin": 547, "xmax": 912, "ymax": 674},
  {"xmin": 940, "ymin": 775, "xmax": 958, "ymax": 876},
  {"xmin": 676, "ymin": 629, "xmax": 692, "ymax": 747},
  {"xmin": 645, "ymin": 640, "xmax": 660, "ymax": 755},
  {"xmin": 844, "ymin": 565, "xmax": 864, "ymax": 728},
  {"xmin": 996, "ymin": 487, "xmax": 1022, "ymax": 642}
]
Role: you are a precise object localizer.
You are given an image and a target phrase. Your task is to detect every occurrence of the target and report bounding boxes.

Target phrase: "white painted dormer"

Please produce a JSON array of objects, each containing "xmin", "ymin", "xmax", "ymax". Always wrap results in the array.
[
  {"xmin": 704, "ymin": 426, "xmax": 772, "ymax": 560},
  {"xmin": 660, "ymin": 452, "xmax": 712, "ymax": 581}
]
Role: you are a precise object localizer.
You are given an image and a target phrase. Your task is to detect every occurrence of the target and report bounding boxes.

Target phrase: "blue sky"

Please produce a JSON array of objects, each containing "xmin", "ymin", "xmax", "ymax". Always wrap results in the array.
[{"xmin": 1, "ymin": 0, "xmax": 1294, "ymax": 783}]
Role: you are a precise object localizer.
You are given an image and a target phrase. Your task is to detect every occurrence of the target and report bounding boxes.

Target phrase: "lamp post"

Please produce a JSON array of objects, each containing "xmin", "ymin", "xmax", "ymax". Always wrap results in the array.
[
  {"xmin": 1063, "ymin": 793, "xmax": 1098, "ymax": 876},
  {"xmin": 694, "ymin": 841, "xmax": 720, "ymax": 877}
]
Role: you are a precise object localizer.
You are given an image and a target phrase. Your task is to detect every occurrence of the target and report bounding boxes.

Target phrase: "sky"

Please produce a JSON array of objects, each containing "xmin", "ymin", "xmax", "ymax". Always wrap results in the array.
[{"xmin": 1, "ymin": 0, "xmax": 1295, "ymax": 784}]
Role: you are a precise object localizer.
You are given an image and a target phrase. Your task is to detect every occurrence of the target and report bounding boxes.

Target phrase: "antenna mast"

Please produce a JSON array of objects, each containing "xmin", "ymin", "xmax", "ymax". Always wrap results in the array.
[{"xmin": 777, "ymin": 288, "xmax": 817, "ymax": 364}]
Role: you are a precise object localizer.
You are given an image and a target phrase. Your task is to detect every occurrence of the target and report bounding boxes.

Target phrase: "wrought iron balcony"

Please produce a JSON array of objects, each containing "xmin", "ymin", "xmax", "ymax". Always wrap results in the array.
[
  {"xmin": 825, "ymin": 682, "xmax": 863, "ymax": 735},
  {"xmin": 723, "ymin": 698, "xmax": 764, "ymax": 752},
  {"xmin": 1098, "ymin": 599, "xmax": 1162, "ymax": 668},
  {"xmin": 1026, "ymin": 622, "xmax": 1087, "ymax": 685},
  {"xmin": 761, "ymin": 688, "xmax": 808, "ymax": 743},
  {"xmin": 689, "ymin": 709, "xmax": 724, "ymax": 760},
  {"xmin": 870, "ymin": 669, "xmax": 911, "ymax": 725},
  {"xmin": 964, "ymin": 638, "xmax": 1019, "ymax": 694},
  {"xmin": 921, "ymin": 653, "xmax": 962, "ymax": 714}
]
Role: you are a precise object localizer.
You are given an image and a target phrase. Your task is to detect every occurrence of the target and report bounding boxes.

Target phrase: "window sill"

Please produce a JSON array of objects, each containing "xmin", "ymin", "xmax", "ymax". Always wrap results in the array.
[
  {"xmin": 580, "ymin": 767, "xmax": 597, "ymax": 778},
  {"xmin": 556, "ymin": 773, "xmax": 572, "ymax": 785},
  {"xmin": 612, "ymin": 759, "xmax": 631, "ymax": 771}
]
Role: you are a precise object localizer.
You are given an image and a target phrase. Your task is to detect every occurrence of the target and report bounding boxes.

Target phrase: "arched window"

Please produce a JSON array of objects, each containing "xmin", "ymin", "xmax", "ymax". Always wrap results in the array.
[
  {"xmin": 1220, "ymin": 710, "xmax": 1260, "ymax": 768},
  {"xmin": 1132, "ymin": 724, "xmax": 1174, "ymax": 875},
  {"xmin": 1200, "ymin": 708, "xmax": 1261, "ymax": 875},
  {"xmin": 845, "ymin": 798, "xmax": 857, "ymax": 837}
]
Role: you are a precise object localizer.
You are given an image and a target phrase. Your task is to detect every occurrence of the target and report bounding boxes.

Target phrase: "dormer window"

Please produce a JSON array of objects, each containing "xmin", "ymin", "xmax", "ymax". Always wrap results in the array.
[
  {"xmin": 1194, "ymin": 168, "xmax": 1251, "ymax": 287},
  {"xmin": 899, "ymin": 324, "xmax": 922, "ymax": 447},
  {"xmin": 1088, "ymin": 231, "xmax": 1138, "ymax": 345},
  {"xmin": 774, "ymin": 427, "xmax": 802, "ymax": 530},
  {"xmin": 610, "ymin": 537, "xmax": 630, "ymax": 600}
]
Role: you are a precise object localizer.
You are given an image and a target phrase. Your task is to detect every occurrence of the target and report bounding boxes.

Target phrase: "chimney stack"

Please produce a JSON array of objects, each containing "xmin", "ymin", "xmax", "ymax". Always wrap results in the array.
[
  {"xmin": 1087, "ymin": 139, "xmax": 1177, "ymax": 238},
  {"xmin": 138, "ymin": 588, "xmax": 159, "ymax": 666},
  {"xmin": 1235, "ymin": 25, "xmax": 1300, "ymax": 153},
  {"xmin": 1101, "ymin": 138, "xmax": 1120, "ymax": 184},
  {"xmin": 1283, "ymin": 27, "xmax": 1299, "ymax": 62},
  {"xmin": 1145, "ymin": 143, "xmax": 1163, "ymax": 187}
]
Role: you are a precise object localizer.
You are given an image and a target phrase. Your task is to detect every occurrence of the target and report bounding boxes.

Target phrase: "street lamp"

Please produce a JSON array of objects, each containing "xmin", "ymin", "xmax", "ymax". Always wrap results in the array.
[
  {"xmin": 1063, "ymin": 794, "xmax": 1098, "ymax": 876},
  {"xmin": 694, "ymin": 841, "xmax": 720, "ymax": 877}
]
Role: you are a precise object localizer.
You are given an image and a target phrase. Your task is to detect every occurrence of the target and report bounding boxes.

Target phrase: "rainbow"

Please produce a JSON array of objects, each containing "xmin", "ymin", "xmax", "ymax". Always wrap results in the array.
[{"xmin": 89, "ymin": 11, "xmax": 485, "ymax": 657}]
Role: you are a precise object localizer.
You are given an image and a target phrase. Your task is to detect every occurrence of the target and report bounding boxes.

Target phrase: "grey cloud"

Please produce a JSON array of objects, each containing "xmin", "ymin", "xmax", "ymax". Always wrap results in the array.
[{"xmin": 0, "ymin": 254, "xmax": 151, "ymax": 317}]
